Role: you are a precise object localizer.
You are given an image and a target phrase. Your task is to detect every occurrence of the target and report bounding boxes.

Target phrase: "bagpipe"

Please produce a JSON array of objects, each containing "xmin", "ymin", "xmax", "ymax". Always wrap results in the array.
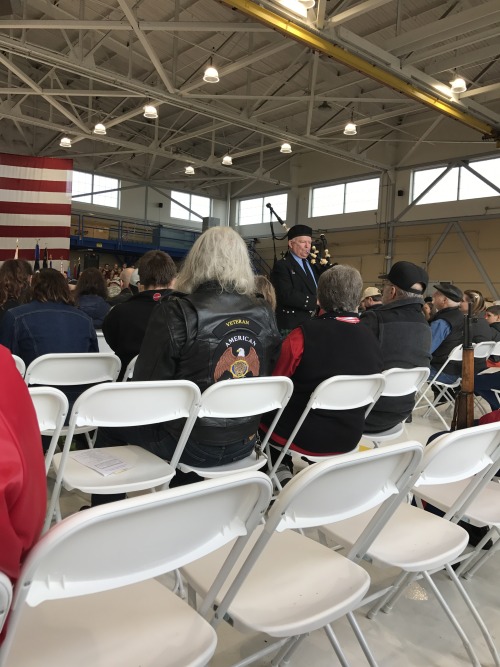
[{"xmin": 266, "ymin": 203, "xmax": 332, "ymax": 268}]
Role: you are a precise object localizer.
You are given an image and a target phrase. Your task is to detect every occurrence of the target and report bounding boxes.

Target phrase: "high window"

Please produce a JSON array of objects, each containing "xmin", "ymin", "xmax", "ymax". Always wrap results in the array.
[
  {"xmin": 238, "ymin": 193, "xmax": 288, "ymax": 226},
  {"xmin": 170, "ymin": 191, "xmax": 211, "ymax": 221},
  {"xmin": 311, "ymin": 177, "xmax": 380, "ymax": 217},
  {"xmin": 411, "ymin": 157, "xmax": 500, "ymax": 205},
  {"xmin": 72, "ymin": 171, "xmax": 120, "ymax": 208}
]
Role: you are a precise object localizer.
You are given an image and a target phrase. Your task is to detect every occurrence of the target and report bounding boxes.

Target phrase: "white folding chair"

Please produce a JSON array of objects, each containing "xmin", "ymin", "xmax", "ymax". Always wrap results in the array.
[
  {"xmin": 25, "ymin": 352, "xmax": 121, "ymax": 448},
  {"xmin": 415, "ymin": 342, "xmax": 496, "ymax": 428},
  {"xmin": 411, "ymin": 422, "xmax": 500, "ymax": 582},
  {"xmin": 0, "ymin": 472, "xmax": 273, "ymax": 667},
  {"xmin": 172, "ymin": 376, "xmax": 294, "ymax": 478},
  {"xmin": 182, "ymin": 441, "xmax": 423, "ymax": 667},
  {"xmin": 96, "ymin": 330, "xmax": 113, "ymax": 353},
  {"xmin": 11, "ymin": 355, "xmax": 25, "ymax": 378},
  {"xmin": 268, "ymin": 373, "xmax": 385, "ymax": 487},
  {"xmin": 363, "ymin": 367, "xmax": 430, "ymax": 447},
  {"xmin": 28, "ymin": 387, "xmax": 69, "ymax": 475},
  {"xmin": 321, "ymin": 424, "xmax": 500, "ymax": 667},
  {"xmin": 0, "ymin": 572, "xmax": 12, "ymax": 636},
  {"xmin": 45, "ymin": 380, "xmax": 201, "ymax": 532},
  {"xmin": 121, "ymin": 354, "xmax": 138, "ymax": 382}
]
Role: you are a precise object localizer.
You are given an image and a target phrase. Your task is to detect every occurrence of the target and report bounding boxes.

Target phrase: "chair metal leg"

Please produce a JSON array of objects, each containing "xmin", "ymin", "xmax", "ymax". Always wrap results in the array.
[
  {"xmin": 366, "ymin": 571, "xmax": 410, "ymax": 619},
  {"xmin": 421, "ymin": 570, "xmax": 481, "ymax": 667},
  {"xmin": 270, "ymin": 635, "xmax": 306, "ymax": 666},
  {"xmin": 458, "ymin": 529, "xmax": 500, "ymax": 580},
  {"xmin": 445, "ymin": 563, "xmax": 500, "ymax": 666},
  {"xmin": 346, "ymin": 611, "xmax": 379, "ymax": 666},
  {"xmin": 323, "ymin": 624, "xmax": 352, "ymax": 667}
]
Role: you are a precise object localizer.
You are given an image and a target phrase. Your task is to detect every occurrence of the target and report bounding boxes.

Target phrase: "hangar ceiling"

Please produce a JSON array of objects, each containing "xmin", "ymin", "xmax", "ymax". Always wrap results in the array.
[{"xmin": 0, "ymin": 0, "xmax": 498, "ymax": 197}]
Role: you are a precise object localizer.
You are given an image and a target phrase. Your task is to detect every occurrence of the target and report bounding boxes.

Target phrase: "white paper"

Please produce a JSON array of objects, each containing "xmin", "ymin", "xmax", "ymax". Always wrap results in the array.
[
  {"xmin": 477, "ymin": 368, "xmax": 500, "ymax": 375},
  {"xmin": 71, "ymin": 449, "xmax": 133, "ymax": 476}
]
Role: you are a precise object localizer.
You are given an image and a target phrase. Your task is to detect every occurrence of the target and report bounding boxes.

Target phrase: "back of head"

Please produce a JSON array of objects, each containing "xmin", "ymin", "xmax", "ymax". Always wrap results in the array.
[
  {"xmin": 318, "ymin": 265, "xmax": 363, "ymax": 312},
  {"xmin": 175, "ymin": 226, "xmax": 254, "ymax": 295},
  {"xmin": 74, "ymin": 267, "xmax": 108, "ymax": 301},
  {"xmin": 486, "ymin": 305, "xmax": 500, "ymax": 318},
  {"xmin": 32, "ymin": 268, "xmax": 72, "ymax": 304},
  {"xmin": 254, "ymin": 274, "xmax": 276, "ymax": 311},
  {"xmin": 120, "ymin": 267, "xmax": 135, "ymax": 288},
  {"xmin": 464, "ymin": 289, "xmax": 485, "ymax": 315},
  {"xmin": 137, "ymin": 250, "xmax": 177, "ymax": 289},
  {"xmin": 0, "ymin": 259, "xmax": 33, "ymax": 305}
]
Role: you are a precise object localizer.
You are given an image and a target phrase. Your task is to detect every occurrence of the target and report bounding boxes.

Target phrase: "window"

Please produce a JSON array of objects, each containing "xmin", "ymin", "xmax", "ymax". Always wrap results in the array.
[
  {"xmin": 71, "ymin": 171, "xmax": 120, "ymax": 208},
  {"xmin": 238, "ymin": 193, "xmax": 288, "ymax": 226},
  {"xmin": 170, "ymin": 190, "xmax": 210, "ymax": 221},
  {"xmin": 311, "ymin": 177, "xmax": 380, "ymax": 217},
  {"xmin": 411, "ymin": 157, "xmax": 500, "ymax": 205}
]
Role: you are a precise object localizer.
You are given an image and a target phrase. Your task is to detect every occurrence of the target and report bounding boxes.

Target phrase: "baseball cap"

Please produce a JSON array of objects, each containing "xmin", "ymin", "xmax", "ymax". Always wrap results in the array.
[
  {"xmin": 362, "ymin": 287, "xmax": 381, "ymax": 299},
  {"xmin": 379, "ymin": 261, "xmax": 428, "ymax": 294},
  {"xmin": 288, "ymin": 224, "xmax": 312, "ymax": 240},
  {"xmin": 433, "ymin": 282, "xmax": 463, "ymax": 302}
]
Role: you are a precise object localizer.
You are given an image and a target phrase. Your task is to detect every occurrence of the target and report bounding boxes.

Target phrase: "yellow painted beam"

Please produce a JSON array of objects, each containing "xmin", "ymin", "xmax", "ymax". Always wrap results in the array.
[{"xmin": 219, "ymin": 0, "xmax": 499, "ymax": 139}]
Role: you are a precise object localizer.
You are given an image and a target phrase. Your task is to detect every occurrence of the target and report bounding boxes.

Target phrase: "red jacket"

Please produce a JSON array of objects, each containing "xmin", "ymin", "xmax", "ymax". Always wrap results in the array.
[{"xmin": 0, "ymin": 345, "xmax": 46, "ymax": 640}]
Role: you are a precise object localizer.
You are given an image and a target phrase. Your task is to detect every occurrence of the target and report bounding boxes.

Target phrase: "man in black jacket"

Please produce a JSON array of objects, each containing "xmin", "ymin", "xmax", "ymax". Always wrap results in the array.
[
  {"xmin": 271, "ymin": 224, "xmax": 326, "ymax": 336},
  {"xmin": 361, "ymin": 261, "xmax": 431, "ymax": 433}
]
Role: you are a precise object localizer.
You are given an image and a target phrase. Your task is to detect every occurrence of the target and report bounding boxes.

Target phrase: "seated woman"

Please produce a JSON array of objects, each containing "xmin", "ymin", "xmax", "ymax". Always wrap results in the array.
[
  {"xmin": 0, "ymin": 259, "xmax": 33, "ymax": 326},
  {"xmin": 260, "ymin": 264, "xmax": 383, "ymax": 480},
  {"xmin": 73, "ymin": 267, "xmax": 110, "ymax": 329}
]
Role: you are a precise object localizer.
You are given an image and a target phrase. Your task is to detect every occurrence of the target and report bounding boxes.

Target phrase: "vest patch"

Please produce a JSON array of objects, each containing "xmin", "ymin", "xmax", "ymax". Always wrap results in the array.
[{"xmin": 212, "ymin": 319, "xmax": 263, "ymax": 381}]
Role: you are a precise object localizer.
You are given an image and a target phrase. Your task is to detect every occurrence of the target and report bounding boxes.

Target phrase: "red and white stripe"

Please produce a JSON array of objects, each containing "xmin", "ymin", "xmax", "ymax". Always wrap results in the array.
[{"xmin": 0, "ymin": 153, "xmax": 72, "ymax": 264}]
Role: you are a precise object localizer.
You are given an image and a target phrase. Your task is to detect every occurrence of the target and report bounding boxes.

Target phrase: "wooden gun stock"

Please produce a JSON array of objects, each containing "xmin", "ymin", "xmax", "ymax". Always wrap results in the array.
[{"xmin": 451, "ymin": 302, "xmax": 475, "ymax": 431}]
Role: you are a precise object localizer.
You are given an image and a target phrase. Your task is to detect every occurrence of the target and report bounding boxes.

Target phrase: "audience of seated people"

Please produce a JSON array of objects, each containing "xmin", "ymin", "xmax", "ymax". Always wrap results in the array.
[
  {"xmin": 102, "ymin": 250, "xmax": 177, "ymax": 380},
  {"xmin": 259, "ymin": 264, "xmax": 383, "ymax": 484},
  {"xmin": 360, "ymin": 261, "xmax": 431, "ymax": 433},
  {"xmin": 73, "ymin": 267, "xmax": 111, "ymax": 329},
  {"xmin": 107, "ymin": 267, "xmax": 138, "ymax": 305},
  {"xmin": 90, "ymin": 226, "xmax": 282, "ymax": 504},
  {"xmin": 0, "ymin": 345, "xmax": 46, "ymax": 643}
]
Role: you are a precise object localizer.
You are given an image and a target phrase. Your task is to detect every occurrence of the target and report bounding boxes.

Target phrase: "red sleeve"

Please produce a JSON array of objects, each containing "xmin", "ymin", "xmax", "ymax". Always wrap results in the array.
[{"xmin": 272, "ymin": 327, "xmax": 304, "ymax": 377}]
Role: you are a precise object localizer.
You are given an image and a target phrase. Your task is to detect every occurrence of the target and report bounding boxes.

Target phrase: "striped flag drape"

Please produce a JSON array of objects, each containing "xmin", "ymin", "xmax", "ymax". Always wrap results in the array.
[{"xmin": 0, "ymin": 153, "xmax": 72, "ymax": 265}]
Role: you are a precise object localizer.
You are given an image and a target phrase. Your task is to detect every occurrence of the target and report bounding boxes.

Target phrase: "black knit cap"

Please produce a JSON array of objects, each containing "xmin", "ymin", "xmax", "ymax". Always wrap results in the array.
[
  {"xmin": 433, "ymin": 282, "xmax": 463, "ymax": 302},
  {"xmin": 379, "ymin": 261, "xmax": 428, "ymax": 294},
  {"xmin": 288, "ymin": 224, "xmax": 313, "ymax": 240}
]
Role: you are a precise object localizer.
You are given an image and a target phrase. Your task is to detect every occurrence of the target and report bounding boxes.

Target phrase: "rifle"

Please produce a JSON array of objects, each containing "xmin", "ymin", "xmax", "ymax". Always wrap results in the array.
[{"xmin": 451, "ymin": 302, "xmax": 474, "ymax": 430}]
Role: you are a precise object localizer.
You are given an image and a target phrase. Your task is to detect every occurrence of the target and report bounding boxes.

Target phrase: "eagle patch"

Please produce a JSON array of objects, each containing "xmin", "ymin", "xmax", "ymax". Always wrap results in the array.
[{"xmin": 211, "ymin": 318, "xmax": 263, "ymax": 382}]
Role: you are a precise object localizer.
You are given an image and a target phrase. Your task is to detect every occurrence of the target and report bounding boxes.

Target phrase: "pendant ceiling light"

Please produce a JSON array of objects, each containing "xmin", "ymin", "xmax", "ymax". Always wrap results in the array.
[
  {"xmin": 143, "ymin": 104, "xmax": 158, "ymax": 119},
  {"xmin": 185, "ymin": 165, "xmax": 195, "ymax": 175},
  {"xmin": 343, "ymin": 116, "xmax": 357, "ymax": 136},
  {"xmin": 93, "ymin": 122, "xmax": 106, "ymax": 135},
  {"xmin": 59, "ymin": 136, "xmax": 72, "ymax": 148},
  {"xmin": 222, "ymin": 154, "xmax": 233, "ymax": 165},
  {"xmin": 298, "ymin": 0, "xmax": 315, "ymax": 9},
  {"xmin": 203, "ymin": 59, "xmax": 219, "ymax": 84},
  {"xmin": 280, "ymin": 142, "xmax": 292, "ymax": 154},
  {"xmin": 450, "ymin": 74, "xmax": 467, "ymax": 94}
]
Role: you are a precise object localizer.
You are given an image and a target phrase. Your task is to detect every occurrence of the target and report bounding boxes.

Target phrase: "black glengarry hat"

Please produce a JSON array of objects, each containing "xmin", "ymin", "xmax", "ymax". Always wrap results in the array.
[{"xmin": 288, "ymin": 224, "xmax": 313, "ymax": 240}]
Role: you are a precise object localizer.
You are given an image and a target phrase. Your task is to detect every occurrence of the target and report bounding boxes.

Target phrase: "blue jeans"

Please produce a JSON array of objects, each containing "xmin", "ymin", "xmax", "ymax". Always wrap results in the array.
[
  {"xmin": 429, "ymin": 366, "xmax": 459, "ymax": 385},
  {"xmin": 474, "ymin": 373, "xmax": 500, "ymax": 411}
]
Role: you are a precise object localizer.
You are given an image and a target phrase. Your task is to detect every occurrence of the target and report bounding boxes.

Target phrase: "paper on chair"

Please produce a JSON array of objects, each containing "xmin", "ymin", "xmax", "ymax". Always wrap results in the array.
[{"xmin": 71, "ymin": 450, "xmax": 133, "ymax": 476}]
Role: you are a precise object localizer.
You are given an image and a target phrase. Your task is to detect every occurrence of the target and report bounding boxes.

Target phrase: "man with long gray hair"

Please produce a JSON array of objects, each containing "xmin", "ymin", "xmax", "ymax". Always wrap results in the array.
[{"xmin": 260, "ymin": 264, "xmax": 383, "ymax": 484}]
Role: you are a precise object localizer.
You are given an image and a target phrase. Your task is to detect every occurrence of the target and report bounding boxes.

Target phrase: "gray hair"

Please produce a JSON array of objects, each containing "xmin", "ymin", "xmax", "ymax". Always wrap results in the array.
[
  {"xmin": 393, "ymin": 285, "xmax": 425, "ymax": 302},
  {"xmin": 317, "ymin": 264, "xmax": 363, "ymax": 312},
  {"xmin": 175, "ymin": 226, "xmax": 255, "ymax": 295}
]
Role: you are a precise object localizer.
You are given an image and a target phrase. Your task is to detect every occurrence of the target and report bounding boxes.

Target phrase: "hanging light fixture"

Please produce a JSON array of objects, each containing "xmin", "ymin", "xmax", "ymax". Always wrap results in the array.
[
  {"xmin": 450, "ymin": 73, "xmax": 467, "ymax": 94},
  {"xmin": 93, "ymin": 122, "xmax": 106, "ymax": 135},
  {"xmin": 280, "ymin": 142, "xmax": 292, "ymax": 154},
  {"xmin": 222, "ymin": 154, "xmax": 233, "ymax": 165},
  {"xmin": 143, "ymin": 104, "xmax": 158, "ymax": 119},
  {"xmin": 343, "ymin": 113, "xmax": 357, "ymax": 136},
  {"xmin": 59, "ymin": 136, "xmax": 72, "ymax": 148},
  {"xmin": 203, "ymin": 58, "xmax": 219, "ymax": 84},
  {"xmin": 298, "ymin": 0, "xmax": 315, "ymax": 9},
  {"xmin": 185, "ymin": 165, "xmax": 195, "ymax": 175}
]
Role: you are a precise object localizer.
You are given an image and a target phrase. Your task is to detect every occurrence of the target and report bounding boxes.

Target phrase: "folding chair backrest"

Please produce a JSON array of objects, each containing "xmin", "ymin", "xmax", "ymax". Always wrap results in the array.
[
  {"xmin": 0, "ymin": 572, "xmax": 12, "ymax": 634},
  {"xmin": 69, "ymin": 380, "xmax": 201, "ymax": 430},
  {"xmin": 28, "ymin": 387, "xmax": 69, "ymax": 474},
  {"xmin": 121, "ymin": 355, "xmax": 138, "ymax": 382},
  {"xmin": 381, "ymin": 367, "xmax": 430, "ymax": 397},
  {"xmin": 473, "ymin": 340, "xmax": 497, "ymax": 359},
  {"xmin": 96, "ymin": 331, "xmax": 113, "ymax": 354},
  {"xmin": 492, "ymin": 340, "xmax": 500, "ymax": 357},
  {"xmin": 11, "ymin": 355, "xmax": 25, "ymax": 378},
  {"xmin": 414, "ymin": 421, "xmax": 500, "ymax": 487},
  {"xmin": 25, "ymin": 353, "xmax": 121, "ymax": 386},
  {"xmin": 1, "ymin": 472, "xmax": 272, "ymax": 661},
  {"xmin": 446, "ymin": 345, "xmax": 463, "ymax": 363}
]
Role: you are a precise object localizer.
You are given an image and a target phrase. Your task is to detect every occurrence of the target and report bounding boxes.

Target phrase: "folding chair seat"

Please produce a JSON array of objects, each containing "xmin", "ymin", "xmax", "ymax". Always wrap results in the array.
[
  {"xmin": 320, "ymin": 423, "xmax": 500, "ymax": 667},
  {"xmin": 121, "ymin": 354, "xmax": 138, "ymax": 382},
  {"xmin": 362, "ymin": 367, "xmax": 430, "ymax": 447},
  {"xmin": 28, "ymin": 387, "xmax": 68, "ymax": 475},
  {"xmin": 412, "ymin": 422, "xmax": 500, "ymax": 582},
  {"xmin": 0, "ymin": 572, "xmax": 12, "ymax": 636},
  {"xmin": 415, "ymin": 342, "xmax": 496, "ymax": 429},
  {"xmin": 182, "ymin": 441, "xmax": 423, "ymax": 667},
  {"xmin": 267, "ymin": 373, "xmax": 385, "ymax": 489},
  {"xmin": 25, "ymin": 352, "xmax": 122, "ymax": 446},
  {"xmin": 0, "ymin": 472, "xmax": 273, "ymax": 667},
  {"xmin": 45, "ymin": 380, "xmax": 201, "ymax": 531},
  {"xmin": 11, "ymin": 354, "xmax": 25, "ymax": 378},
  {"xmin": 172, "ymin": 376, "xmax": 294, "ymax": 478}
]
